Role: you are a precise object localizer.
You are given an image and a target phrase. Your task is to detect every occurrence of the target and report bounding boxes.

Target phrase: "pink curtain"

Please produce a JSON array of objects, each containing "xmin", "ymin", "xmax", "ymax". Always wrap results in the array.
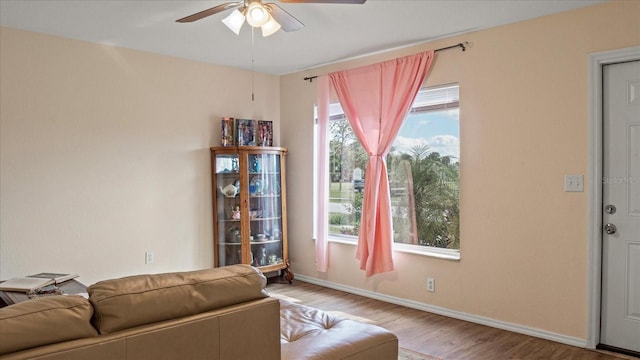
[
  {"xmin": 315, "ymin": 75, "xmax": 330, "ymax": 272},
  {"xmin": 329, "ymin": 51, "xmax": 434, "ymax": 276}
]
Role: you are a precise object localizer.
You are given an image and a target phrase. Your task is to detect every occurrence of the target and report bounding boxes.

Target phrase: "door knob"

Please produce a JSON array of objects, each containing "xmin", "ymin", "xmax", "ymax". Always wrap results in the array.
[{"xmin": 604, "ymin": 223, "xmax": 617, "ymax": 235}]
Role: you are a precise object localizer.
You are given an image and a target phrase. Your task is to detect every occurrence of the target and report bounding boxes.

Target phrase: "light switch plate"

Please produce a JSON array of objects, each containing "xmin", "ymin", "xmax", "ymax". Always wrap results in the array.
[{"xmin": 564, "ymin": 175, "xmax": 584, "ymax": 192}]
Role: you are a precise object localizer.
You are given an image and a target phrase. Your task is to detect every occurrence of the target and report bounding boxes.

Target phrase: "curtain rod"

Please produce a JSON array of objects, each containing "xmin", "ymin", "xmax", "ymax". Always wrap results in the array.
[
  {"xmin": 303, "ymin": 41, "xmax": 468, "ymax": 82},
  {"xmin": 434, "ymin": 41, "xmax": 468, "ymax": 53}
]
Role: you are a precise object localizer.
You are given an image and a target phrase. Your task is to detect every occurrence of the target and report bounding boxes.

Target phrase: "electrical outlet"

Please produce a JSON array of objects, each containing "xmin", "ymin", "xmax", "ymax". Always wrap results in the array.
[
  {"xmin": 145, "ymin": 251, "xmax": 154, "ymax": 264},
  {"xmin": 427, "ymin": 278, "xmax": 435, "ymax": 292}
]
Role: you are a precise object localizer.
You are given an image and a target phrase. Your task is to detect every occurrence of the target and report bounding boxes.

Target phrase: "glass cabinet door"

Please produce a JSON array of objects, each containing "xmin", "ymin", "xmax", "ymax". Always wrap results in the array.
[
  {"xmin": 248, "ymin": 153, "xmax": 284, "ymax": 268},
  {"xmin": 214, "ymin": 153, "xmax": 241, "ymax": 267}
]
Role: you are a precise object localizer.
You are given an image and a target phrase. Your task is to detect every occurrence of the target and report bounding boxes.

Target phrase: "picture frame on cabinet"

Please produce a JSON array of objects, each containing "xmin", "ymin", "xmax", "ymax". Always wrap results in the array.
[
  {"xmin": 236, "ymin": 119, "xmax": 256, "ymax": 146},
  {"xmin": 257, "ymin": 120, "xmax": 273, "ymax": 146},
  {"xmin": 221, "ymin": 117, "xmax": 235, "ymax": 146}
]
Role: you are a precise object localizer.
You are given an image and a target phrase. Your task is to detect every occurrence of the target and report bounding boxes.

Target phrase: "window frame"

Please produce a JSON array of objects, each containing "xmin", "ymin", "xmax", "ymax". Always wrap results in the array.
[{"xmin": 315, "ymin": 84, "xmax": 461, "ymax": 260}]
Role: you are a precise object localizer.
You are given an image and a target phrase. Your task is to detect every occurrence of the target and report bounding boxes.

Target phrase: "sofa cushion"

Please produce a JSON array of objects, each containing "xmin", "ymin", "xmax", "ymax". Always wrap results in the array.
[
  {"xmin": 0, "ymin": 295, "xmax": 98, "ymax": 355},
  {"xmin": 88, "ymin": 264, "xmax": 268, "ymax": 334},
  {"xmin": 280, "ymin": 300, "xmax": 398, "ymax": 360}
]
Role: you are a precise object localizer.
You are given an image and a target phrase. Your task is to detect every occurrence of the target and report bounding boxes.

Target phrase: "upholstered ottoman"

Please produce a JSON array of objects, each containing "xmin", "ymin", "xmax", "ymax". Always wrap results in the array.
[{"xmin": 280, "ymin": 300, "xmax": 398, "ymax": 360}]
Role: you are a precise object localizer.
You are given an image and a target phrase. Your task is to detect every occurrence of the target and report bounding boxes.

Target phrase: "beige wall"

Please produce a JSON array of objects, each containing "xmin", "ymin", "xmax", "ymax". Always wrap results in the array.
[
  {"xmin": 1, "ymin": 0, "xmax": 639, "ymax": 344},
  {"xmin": 0, "ymin": 27, "xmax": 280, "ymax": 285},
  {"xmin": 280, "ymin": 0, "xmax": 640, "ymax": 341}
]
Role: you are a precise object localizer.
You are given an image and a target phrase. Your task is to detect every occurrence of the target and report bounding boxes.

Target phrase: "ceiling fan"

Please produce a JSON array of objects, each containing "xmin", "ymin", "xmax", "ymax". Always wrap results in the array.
[{"xmin": 176, "ymin": 0, "xmax": 367, "ymax": 37}]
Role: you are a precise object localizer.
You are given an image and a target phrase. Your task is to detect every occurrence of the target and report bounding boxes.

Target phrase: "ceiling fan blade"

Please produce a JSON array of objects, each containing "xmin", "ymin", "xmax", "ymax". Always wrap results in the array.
[
  {"xmin": 176, "ymin": 1, "xmax": 244, "ymax": 23},
  {"xmin": 266, "ymin": 3, "xmax": 304, "ymax": 32},
  {"xmin": 278, "ymin": 0, "xmax": 366, "ymax": 3}
]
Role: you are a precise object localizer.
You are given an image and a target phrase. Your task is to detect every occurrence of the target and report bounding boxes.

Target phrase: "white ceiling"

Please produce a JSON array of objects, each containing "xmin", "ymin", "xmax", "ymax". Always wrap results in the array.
[{"xmin": 0, "ymin": 0, "xmax": 605, "ymax": 75}]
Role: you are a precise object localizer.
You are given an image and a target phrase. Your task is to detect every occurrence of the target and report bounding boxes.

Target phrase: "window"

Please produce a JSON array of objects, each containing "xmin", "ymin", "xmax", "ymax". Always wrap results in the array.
[{"xmin": 323, "ymin": 84, "xmax": 460, "ymax": 251}]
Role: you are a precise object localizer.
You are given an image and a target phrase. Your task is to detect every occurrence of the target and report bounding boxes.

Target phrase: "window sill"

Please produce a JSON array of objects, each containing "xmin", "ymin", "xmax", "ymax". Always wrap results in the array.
[
  {"xmin": 393, "ymin": 242, "xmax": 460, "ymax": 260},
  {"xmin": 325, "ymin": 236, "xmax": 460, "ymax": 261}
]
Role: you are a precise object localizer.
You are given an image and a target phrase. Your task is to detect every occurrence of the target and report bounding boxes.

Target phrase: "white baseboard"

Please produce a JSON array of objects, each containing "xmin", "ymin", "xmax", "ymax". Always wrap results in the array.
[{"xmin": 294, "ymin": 274, "xmax": 587, "ymax": 349}]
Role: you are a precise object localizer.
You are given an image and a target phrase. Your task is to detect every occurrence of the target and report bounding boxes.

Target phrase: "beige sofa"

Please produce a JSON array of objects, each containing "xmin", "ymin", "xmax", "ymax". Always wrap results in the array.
[
  {"xmin": 0, "ymin": 265, "xmax": 280, "ymax": 360},
  {"xmin": 1, "ymin": 264, "xmax": 398, "ymax": 360}
]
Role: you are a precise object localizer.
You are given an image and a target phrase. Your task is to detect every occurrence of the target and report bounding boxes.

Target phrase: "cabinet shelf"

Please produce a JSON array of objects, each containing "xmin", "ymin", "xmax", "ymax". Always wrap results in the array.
[
  {"xmin": 220, "ymin": 239, "xmax": 282, "ymax": 246},
  {"xmin": 250, "ymin": 216, "xmax": 281, "ymax": 221},
  {"xmin": 248, "ymin": 172, "xmax": 280, "ymax": 176},
  {"xmin": 251, "ymin": 239, "xmax": 282, "ymax": 245}
]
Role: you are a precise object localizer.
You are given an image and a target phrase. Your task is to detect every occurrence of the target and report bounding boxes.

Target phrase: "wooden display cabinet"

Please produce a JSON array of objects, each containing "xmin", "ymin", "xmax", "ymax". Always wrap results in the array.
[{"xmin": 210, "ymin": 146, "xmax": 290, "ymax": 276}]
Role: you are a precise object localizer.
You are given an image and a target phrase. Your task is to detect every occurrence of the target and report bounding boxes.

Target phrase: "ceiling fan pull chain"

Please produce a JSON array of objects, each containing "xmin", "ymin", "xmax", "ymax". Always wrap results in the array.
[{"xmin": 251, "ymin": 26, "xmax": 255, "ymax": 101}]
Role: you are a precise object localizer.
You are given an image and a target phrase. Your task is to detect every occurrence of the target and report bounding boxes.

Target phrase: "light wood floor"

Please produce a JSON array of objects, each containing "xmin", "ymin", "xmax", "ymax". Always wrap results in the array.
[{"xmin": 267, "ymin": 279, "xmax": 634, "ymax": 360}]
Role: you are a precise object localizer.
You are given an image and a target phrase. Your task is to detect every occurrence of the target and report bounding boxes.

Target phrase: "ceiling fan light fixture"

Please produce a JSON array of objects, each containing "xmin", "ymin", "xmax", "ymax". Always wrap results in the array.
[
  {"xmin": 246, "ymin": 1, "xmax": 270, "ymax": 27},
  {"xmin": 261, "ymin": 16, "xmax": 281, "ymax": 37},
  {"xmin": 221, "ymin": 8, "xmax": 246, "ymax": 35}
]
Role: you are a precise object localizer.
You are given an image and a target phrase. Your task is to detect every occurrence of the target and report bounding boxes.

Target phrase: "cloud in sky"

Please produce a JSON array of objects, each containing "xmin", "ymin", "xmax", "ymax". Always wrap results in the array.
[
  {"xmin": 444, "ymin": 108, "xmax": 459, "ymax": 120},
  {"xmin": 393, "ymin": 107, "xmax": 460, "ymax": 160},
  {"xmin": 393, "ymin": 134, "xmax": 459, "ymax": 159}
]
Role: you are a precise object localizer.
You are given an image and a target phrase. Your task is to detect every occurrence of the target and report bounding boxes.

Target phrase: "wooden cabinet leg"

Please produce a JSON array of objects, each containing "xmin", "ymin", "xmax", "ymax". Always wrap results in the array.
[{"xmin": 282, "ymin": 260, "xmax": 294, "ymax": 284}]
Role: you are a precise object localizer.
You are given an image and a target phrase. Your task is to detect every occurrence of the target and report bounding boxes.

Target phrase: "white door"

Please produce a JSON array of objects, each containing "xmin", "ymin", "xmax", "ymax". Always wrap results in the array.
[{"xmin": 600, "ymin": 60, "xmax": 640, "ymax": 353}]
